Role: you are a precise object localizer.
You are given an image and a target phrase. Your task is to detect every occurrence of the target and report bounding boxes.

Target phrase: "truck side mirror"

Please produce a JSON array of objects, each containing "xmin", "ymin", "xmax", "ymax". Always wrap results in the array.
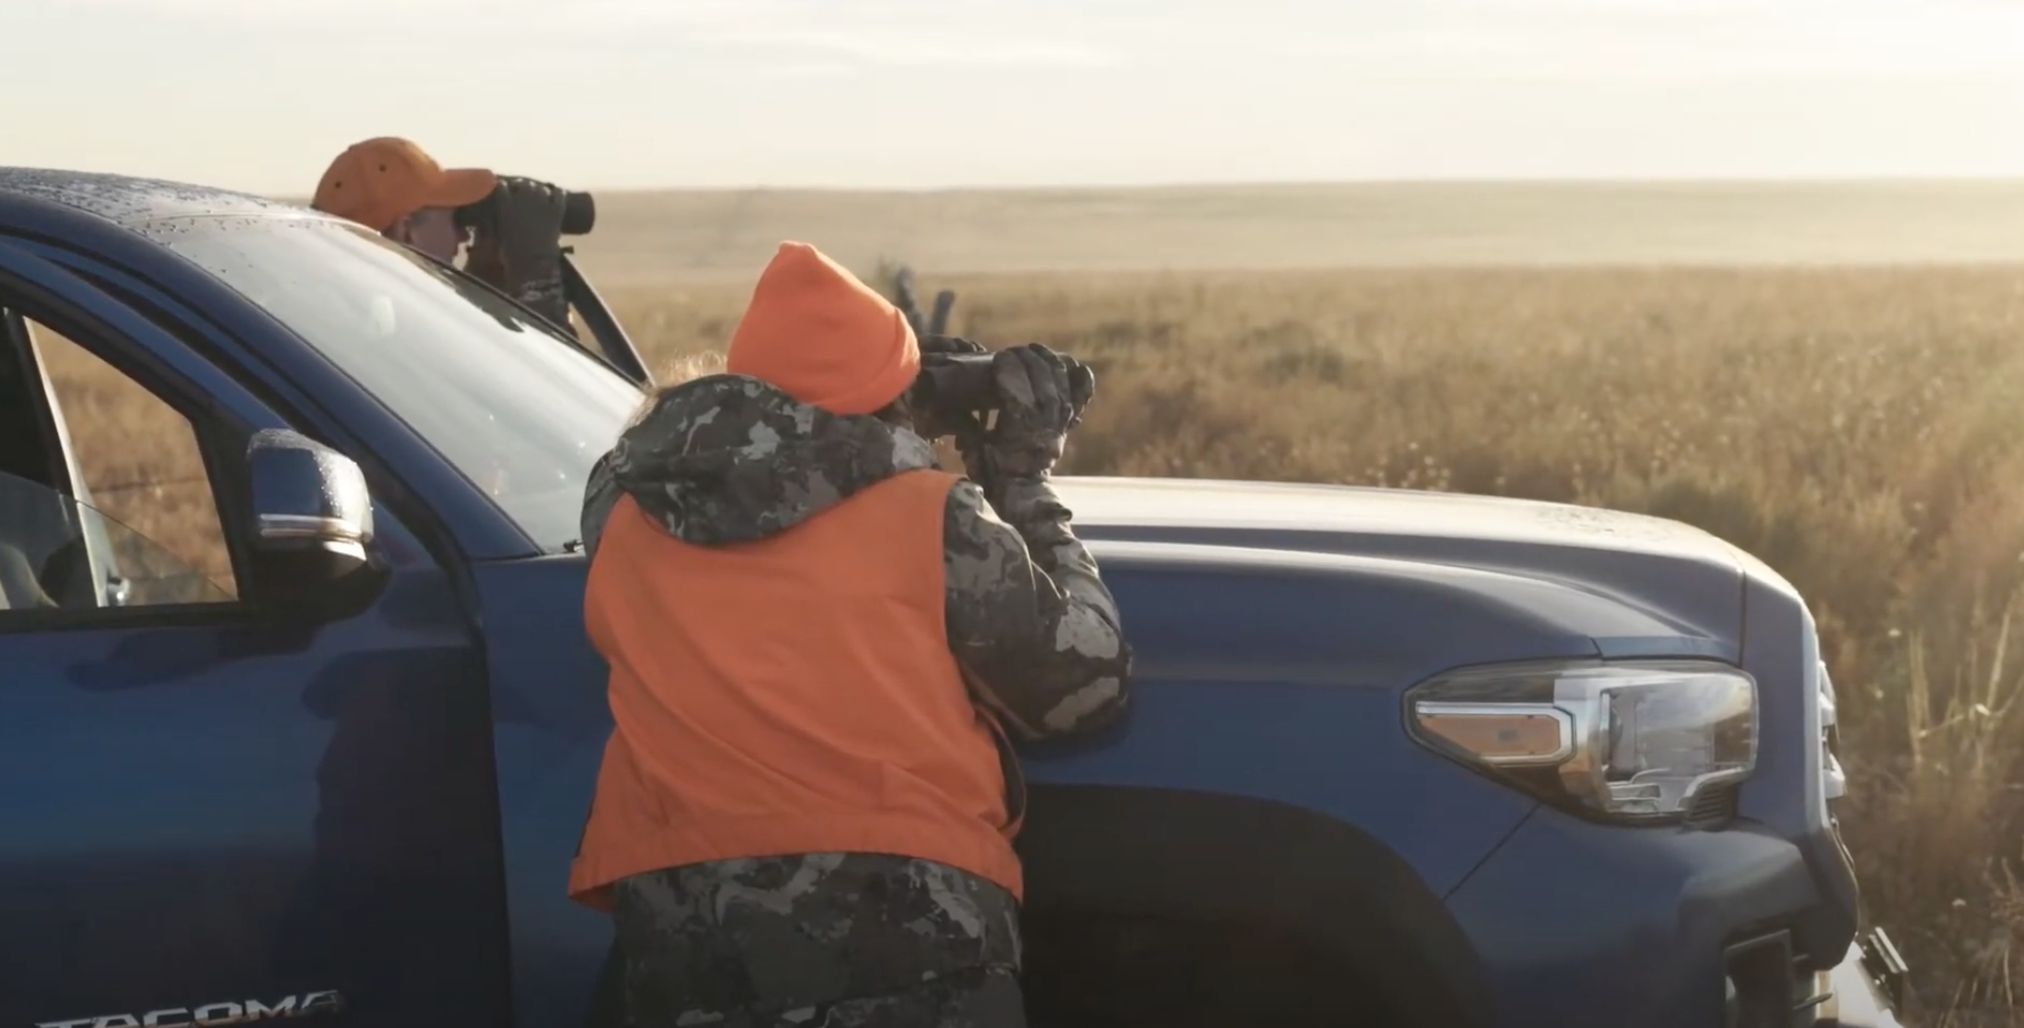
[{"xmin": 244, "ymin": 428, "xmax": 384, "ymax": 617}]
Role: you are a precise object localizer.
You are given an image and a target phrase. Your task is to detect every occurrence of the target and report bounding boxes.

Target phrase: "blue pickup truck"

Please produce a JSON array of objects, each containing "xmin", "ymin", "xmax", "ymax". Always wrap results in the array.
[{"xmin": 0, "ymin": 169, "xmax": 1908, "ymax": 1028}]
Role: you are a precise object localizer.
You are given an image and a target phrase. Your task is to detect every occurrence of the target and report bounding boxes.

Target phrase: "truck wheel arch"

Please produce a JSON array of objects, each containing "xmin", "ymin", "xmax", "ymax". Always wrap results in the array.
[{"xmin": 1016, "ymin": 783, "xmax": 1493, "ymax": 1028}]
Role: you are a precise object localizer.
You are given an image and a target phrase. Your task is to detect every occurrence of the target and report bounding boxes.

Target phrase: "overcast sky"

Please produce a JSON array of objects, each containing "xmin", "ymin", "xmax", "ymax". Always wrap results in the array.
[{"xmin": 7, "ymin": 0, "xmax": 2022, "ymax": 193}]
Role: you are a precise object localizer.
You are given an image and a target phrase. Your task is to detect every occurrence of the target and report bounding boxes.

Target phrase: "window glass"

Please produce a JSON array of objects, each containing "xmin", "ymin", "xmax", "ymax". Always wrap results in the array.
[
  {"xmin": 29, "ymin": 321, "xmax": 238, "ymax": 600},
  {"xmin": 0, "ymin": 469, "xmax": 232, "ymax": 611},
  {"xmin": 158, "ymin": 218, "xmax": 642, "ymax": 551}
]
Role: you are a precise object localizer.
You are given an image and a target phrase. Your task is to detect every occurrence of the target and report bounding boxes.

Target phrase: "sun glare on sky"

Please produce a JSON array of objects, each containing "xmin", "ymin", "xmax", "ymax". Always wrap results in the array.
[{"xmin": 7, "ymin": 0, "xmax": 2022, "ymax": 192}]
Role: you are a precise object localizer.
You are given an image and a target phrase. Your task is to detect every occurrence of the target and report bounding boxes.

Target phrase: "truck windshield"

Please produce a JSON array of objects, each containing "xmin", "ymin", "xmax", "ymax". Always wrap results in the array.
[{"xmin": 156, "ymin": 216, "xmax": 644, "ymax": 552}]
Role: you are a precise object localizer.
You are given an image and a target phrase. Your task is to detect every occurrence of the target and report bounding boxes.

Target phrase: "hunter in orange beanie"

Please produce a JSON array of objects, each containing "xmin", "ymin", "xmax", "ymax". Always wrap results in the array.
[
  {"xmin": 573, "ymin": 241, "xmax": 1133, "ymax": 1027},
  {"xmin": 723, "ymin": 241, "xmax": 921, "ymax": 416}
]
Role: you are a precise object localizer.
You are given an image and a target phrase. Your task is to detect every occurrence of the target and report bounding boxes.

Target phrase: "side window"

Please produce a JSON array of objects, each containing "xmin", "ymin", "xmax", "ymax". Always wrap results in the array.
[
  {"xmin": 24, "ymin": 320, "xmax": 239, "ymax": 603},
  {"xmin": 0, "ymin": 470, "xmax": 231, "ymax": 611}
]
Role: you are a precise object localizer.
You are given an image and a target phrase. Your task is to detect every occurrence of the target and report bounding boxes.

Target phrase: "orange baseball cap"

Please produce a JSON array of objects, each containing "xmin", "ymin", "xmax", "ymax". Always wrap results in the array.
[{"xmin": 311, "ymin": 137, "xmax": 498, "ymax": 231}]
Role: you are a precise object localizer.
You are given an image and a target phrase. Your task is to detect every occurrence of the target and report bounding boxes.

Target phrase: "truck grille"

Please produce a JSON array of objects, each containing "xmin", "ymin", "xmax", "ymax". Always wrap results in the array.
[
  {"xmin": 1725, "ymin": 929, "xmax": 1835, "ymax": 1027},
  {"xmin": 1686, "ymin": 783, "xmax": 1739, "ymax": 828}
]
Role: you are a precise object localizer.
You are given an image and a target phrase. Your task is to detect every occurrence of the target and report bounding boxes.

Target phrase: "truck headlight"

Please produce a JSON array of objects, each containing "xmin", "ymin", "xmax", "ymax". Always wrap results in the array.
[{"xmin": 1407, "ymin": 659, "xmax": 1759, "ymax": 823}]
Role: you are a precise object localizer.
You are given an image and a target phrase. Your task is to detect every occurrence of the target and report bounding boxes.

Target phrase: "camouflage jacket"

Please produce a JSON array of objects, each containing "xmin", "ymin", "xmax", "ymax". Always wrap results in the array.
[
  {"xmin": 579, "ymin": 373, "xmax": 1132, "ymax": 740},
  {"xmin": 509, "ymin": 271, "xmax": 569, "ymax": 334}
]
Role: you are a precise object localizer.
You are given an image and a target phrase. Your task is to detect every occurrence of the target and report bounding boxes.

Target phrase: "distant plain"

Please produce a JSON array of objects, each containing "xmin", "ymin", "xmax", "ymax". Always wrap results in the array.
[{"xmin": 558, "ymin": 179, "xmax": 2024, "ymax": 284}]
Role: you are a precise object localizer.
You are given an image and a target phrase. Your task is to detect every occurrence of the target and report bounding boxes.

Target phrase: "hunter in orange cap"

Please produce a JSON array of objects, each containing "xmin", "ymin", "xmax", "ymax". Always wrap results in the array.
[
  {"xmin": 572, "ymin": 241, "xmax": 1133, "ymax": 1027},
  {"xmin": 312, "ymin": 137, "xmax": 496, "ymax": 254},
  {"xmin": 311, "ymin": 137, "xmax": 575, "ymax": 328}
]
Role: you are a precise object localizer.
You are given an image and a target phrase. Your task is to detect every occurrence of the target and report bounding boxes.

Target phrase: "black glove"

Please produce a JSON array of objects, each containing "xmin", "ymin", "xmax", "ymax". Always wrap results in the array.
[
  {"xmin": 955, "ymin": 343, "xmax": 1096, "ymax": 493},
  {"xmin": 469, "ymin": 176, "xmax": 569, "ymax": 328}
]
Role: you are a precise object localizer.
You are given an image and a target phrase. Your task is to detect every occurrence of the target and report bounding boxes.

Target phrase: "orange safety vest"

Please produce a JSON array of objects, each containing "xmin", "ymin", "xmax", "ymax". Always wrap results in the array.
[{"xmin": 568, "ymin": 467, "xmax": 1026, "ymax": 911}]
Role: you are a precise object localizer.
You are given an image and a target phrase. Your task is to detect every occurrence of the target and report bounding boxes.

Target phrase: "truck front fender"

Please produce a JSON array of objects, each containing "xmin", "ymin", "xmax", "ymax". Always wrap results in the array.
[{"xmin": 1016, "ymin": 784, "xmax": 1494, "ymax": 1028}]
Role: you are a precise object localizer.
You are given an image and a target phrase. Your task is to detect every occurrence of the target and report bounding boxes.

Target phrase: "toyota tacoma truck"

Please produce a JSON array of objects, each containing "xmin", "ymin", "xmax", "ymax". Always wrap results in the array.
[{"xmin": 0, "ymin": 169, "xmax": 1907, "ymax": 1028}]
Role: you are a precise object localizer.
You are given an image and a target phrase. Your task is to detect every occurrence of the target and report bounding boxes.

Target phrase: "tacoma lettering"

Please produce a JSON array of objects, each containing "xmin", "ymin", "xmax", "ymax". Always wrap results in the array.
[{"xmin": 35, "ymin": 992, "xmax": 342, "ymax": 1028}]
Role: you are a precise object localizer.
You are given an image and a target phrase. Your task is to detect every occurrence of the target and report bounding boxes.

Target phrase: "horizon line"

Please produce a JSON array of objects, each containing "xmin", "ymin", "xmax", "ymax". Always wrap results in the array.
[{"xmin": 247, "ymin": 173, "xmax": 2024, "ymax": 205}]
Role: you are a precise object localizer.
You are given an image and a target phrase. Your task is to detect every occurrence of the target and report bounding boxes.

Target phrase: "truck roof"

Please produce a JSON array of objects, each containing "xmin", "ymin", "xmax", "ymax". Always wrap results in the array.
[{"xmin": 0, "ymin": 167, "xmax": 323, "ymax": 231}]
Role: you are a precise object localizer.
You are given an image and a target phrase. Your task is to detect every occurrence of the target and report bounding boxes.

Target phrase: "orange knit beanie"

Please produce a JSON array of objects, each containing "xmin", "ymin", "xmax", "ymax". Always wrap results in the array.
[{"xmin": 723, "ymin": 242, "xmax": 920, "ymax": 416}]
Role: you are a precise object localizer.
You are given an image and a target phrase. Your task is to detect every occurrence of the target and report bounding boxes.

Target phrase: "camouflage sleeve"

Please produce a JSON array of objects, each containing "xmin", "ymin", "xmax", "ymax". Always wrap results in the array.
[
  {"xmin": 513, "ymin": 273, "xmax": 573, "ymax": 337},
  {"xmin": 943, "ymin": 475, "xmax": 1131, "ymax": 741},
  {"xmin": 579, "ymin": 451, "xmax": 621, "ymax": 560}
]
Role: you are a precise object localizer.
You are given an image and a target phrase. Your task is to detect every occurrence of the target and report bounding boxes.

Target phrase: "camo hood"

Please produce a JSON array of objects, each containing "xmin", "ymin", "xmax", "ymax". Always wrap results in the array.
[{"xmin": 580, "ymin": 373, "xmax": 937, "ymax": 553}]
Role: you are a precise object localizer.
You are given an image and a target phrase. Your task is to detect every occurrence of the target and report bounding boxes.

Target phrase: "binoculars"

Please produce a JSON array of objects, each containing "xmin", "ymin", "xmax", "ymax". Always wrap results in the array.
[
  {"xmin": 454, "ymin": 181, "xmax": 597, "ymax": 237},
  {"xmin": 908, "ymin": 353, "xmax": 999, "ymax": 416},
  {"xmin": 907, "ymin": 352, "xmax": 1095, "ymax": 418}
]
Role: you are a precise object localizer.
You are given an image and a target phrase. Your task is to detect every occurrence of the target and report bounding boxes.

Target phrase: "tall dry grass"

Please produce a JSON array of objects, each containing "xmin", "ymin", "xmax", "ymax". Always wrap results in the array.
[{"xmin": 35, "ymin": 264, "xmax": 2024, "ymax": 1024}]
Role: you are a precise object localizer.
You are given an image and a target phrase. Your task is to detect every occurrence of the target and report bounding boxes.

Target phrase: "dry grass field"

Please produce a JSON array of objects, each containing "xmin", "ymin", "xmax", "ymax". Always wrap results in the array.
[{"xmin": 29, "ymin": 181, "xmax": 2024, "ymax": 1024}]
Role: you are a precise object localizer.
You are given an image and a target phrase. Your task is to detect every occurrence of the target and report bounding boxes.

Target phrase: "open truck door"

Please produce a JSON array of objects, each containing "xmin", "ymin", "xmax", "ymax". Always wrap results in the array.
[{"xmin": 0, "ymin": 238, "xmax": 510, "ymax": 1028}]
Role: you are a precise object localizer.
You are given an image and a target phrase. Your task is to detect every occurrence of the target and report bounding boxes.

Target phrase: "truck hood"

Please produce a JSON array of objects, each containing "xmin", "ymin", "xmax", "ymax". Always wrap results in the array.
[
  {"xmin": 1054, "ymin": 476, "xmax": 1747, "ymax": 661},
  {"xmin": 472, "ymin": 476, "xmax": 1758, "ymax": 1023}
]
